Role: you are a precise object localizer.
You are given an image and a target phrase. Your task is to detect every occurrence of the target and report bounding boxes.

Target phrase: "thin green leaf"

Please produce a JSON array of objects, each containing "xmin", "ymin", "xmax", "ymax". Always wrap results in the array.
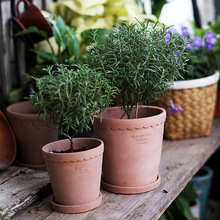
[
  {"xmin": 81, "ymin": 28, "xmax": 112, "ymax": 46},
  {"xmin": 13, "ymin": 26, "xmax": 48, "ymax": 39},
  {"xmin": 174, "ymin": 196, "xmax": 195, "ymax": 220},
  {"xmin": 68, "ymin": 35, "xmax": 80, "ymax": 56},
  {"xmin": 34, "ymin": 50, "xmax": 58, "ymax": 64}
]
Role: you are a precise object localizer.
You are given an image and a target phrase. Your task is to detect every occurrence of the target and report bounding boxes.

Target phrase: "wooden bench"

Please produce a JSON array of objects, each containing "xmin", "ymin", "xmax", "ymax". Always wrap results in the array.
[{"xmin": 1, "ymin": 118, "xmax": 220, "ymax": 220}]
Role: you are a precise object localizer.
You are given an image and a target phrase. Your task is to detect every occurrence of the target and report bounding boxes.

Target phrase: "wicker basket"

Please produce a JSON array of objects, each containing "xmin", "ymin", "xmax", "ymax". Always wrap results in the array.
[{"xmin": 156, "ymin": 72, "xmax": 219, "ymax": 140}]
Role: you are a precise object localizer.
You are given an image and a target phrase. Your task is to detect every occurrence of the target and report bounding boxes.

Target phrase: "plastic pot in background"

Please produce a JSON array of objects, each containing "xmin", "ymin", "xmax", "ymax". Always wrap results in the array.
[{"xmin": 191, "ymin": 166, "xmax": 214, "ymax": 220}]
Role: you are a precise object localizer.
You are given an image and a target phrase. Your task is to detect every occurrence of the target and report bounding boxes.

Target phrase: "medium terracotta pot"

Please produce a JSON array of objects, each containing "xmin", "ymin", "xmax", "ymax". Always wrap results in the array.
[
  {"xmin": 93, "ymin": 106, "xmax": 166, "ymax": 194},
  {"xmin": 6, "ymin": 101, "xmax": 58, "ymax": 170},
  {"xmin": 42, "ymin": 138, "xmax": 104, "ymax": 213}
]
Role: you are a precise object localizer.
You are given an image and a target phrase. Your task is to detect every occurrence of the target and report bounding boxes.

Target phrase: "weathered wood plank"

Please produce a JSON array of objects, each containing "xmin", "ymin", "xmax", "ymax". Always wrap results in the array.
[
  {"xmin": 12, "ymin": 119, "xmax": 220, "ymax": 220},
  {"xmin": 0, "ymin": 166, "xmax": 50, "ymax": 219}
]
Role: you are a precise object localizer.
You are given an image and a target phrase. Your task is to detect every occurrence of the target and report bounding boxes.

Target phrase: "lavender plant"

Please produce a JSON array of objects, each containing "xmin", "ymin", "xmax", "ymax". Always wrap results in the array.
[
  {"xmin": 87, "ymin": 20, "xmax": 188, "ymax": 118},
  {"xmin": 29, "ymin": 64, "xmax": 118, "ymax": 152}
]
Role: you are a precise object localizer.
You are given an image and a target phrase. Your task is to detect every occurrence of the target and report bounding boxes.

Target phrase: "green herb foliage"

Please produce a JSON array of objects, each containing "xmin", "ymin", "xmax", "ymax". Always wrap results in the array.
[
  {"xmin": 29, "ymin": 64, "xmax": 118, "ymax": 151},
  {"xmin": 87, "ymin": 20, "xmax": 188, "ymax": 118}
]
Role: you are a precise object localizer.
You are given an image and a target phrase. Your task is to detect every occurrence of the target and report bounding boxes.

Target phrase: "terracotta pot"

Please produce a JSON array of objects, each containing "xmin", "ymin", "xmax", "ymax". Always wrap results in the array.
[
  {"xmin": 42, "ymin": 138, "xmax": 104, "ymax": 213},
  {"xmin": 93, "ymin": 106, "xmax": 166, "ymax": 194},
  {"xmin": 12, "ymin": 0, "xmax": 53, "ymax": 45},
  {"xmin": 0, "ymin": 111, "xmax": 17, "ymax": 170},
  {"xmin": 6, "ymin": 101, "xmax": 58, "ymax": 170}
]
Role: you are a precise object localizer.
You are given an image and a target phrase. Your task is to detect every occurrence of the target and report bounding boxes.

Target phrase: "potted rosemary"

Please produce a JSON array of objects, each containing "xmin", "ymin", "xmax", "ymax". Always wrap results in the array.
[
  {"xmin": 86, "ymin": 20, "xmax": 188, "ymax": 194},
  {"xmin": 29, "ymin": 64, "xmax": 117, "ymax": 213}
]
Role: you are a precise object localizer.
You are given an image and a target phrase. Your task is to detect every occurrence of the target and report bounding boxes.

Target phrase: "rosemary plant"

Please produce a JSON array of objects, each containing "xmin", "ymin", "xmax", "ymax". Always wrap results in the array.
[
  {"xmin": 87, "ymin": 20, "xmax": 188, "ymax": 118},
  {"xmin": 29, "ymin": 64, "xmax": 117, "ymax": 151}
]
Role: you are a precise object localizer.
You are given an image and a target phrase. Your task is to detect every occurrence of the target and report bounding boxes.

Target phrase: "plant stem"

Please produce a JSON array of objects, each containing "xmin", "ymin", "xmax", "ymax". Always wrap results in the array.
[
  {"xmin": 66, "ymin": 133, "xmax": 74, "ymax": 152},
  {"xmin": 58, "ymin": 46, "xmax": 63, "ymax": 63},
  {"xmin": 69, "ymin": 137, "xmax": 73, "ymax": 152},
  {"xmin": 135, "ymin": 102, "xmax": 139, "ymax": 119},
  {"xmin": 46, "ymin": 38, "xmax": 55, "ymax": 56},
  {"xmin": 60, "ymin": 131, "xmax": 74, "ymax": 152}
]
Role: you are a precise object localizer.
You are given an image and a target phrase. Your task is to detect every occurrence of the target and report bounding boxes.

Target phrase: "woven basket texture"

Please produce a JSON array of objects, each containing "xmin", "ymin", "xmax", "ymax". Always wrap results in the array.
[{"xmin": 156, "ymin": 82, "xmax": 218, "ymax": 140}]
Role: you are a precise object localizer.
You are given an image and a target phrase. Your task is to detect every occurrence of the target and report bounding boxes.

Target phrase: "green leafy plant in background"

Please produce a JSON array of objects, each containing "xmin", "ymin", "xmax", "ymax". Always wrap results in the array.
[
  {"xmin": 10, "ymin": 16, "xmax": 111, "ymax": 104},
  {"xmin": 151, "ymin": 0, "xmax": 167, "ymax": 18},
  {"xmin": 87, "ymin": 19, "xmax": 188, "ymax": 119},
  {"xmin": 134, "ymin": 0, "xmax": 167, "ymax": 18},
  {"xmin": 159, "ymin": 181, "xmax": 198, "ymax": 220},
  {"xmin": 14, "ymin": 16, "xmax": 111, "ymax": 71},
  {"xmin": 50, "ymin": 0, "xmax": 155, "ymax": 34},
  {"xmin": 29, "ymin": 64, "xmax": 118, "ymax": 151}
]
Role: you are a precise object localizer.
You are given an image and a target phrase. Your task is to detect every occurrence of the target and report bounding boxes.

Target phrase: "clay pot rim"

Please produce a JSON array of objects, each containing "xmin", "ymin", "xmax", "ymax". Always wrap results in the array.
[
  {"xmin": 6, "ymin": 101, "xmax": 44, "ymax": 119},
  {"xmin": 94, "ymin": 105, "xmax": 166, "ymax": 122},
  {"xmin": 42, "ymin": 138, "xmax": 104, "ymax": 162}
]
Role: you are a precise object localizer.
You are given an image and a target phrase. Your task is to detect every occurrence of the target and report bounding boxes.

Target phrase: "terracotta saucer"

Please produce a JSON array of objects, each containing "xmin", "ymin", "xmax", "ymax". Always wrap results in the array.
[
  {"xmin": 50, "ymin": 192, "xmax": 102, "ymax": 213},
  {"xmin": 102, "ymin": 175, "xmax": 161, "ymax": 194},
  {"xmin": 0, "ymin": 111, "xmax": 17, "ymax": 170}
]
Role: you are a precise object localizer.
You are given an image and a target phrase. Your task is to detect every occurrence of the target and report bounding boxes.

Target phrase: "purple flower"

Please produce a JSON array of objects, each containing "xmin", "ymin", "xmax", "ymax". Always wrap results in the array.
[
  {"xmin": 193, "ymin": 36, "xmax": 204, "ymax": 48},
  {"xmin": 177, "ymin": 104, "xmax": 184, "ymax": 114},
  {"xmin": 168, "ymin": 100, "xmax": 184, "ymax": 114},
  {"xmin": 204, "ymin": 30, "xmax": 215, "ymax": 41},
  {"xmin": 168, "ymin": 100, "xmax": 178, "ymax": 113},
  {"xmin": 204, "ymin": 30, "xmax": 217, "ymax": 49},
  {"xmin": 165, "ymin": 32, "xmax": 171, "ymax": 42},
  {"xmin": 175, "ymin": 51, "xmax": 181, "ymax": 56},
  {"xmin": 170, "ymin": 28, "xmax": 178, "ymax": 34},
  {"xmin": 186, "ymin": 40, "xmax": 194, "ymax": 50},
  {"xmin": 206, "ymin": 43, "xmax": 213, "ymax": 50},
  {"xmin": 181, "ymin": 27, "xmax": 190, "ymax": 37}
]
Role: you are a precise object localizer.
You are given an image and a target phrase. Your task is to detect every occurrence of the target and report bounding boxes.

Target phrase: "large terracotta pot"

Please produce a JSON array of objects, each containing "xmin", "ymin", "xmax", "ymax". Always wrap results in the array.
[
  {"xmin": 93, "ymin": 106, "xmax": 166, "ymax": 194},
  {"xmin": 42, "ymin": 138, "xmax": 104, "ymax": 213},
  {"xmin": 6, "ymin": 101, "xmax": 58, "ymax": 170}
]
